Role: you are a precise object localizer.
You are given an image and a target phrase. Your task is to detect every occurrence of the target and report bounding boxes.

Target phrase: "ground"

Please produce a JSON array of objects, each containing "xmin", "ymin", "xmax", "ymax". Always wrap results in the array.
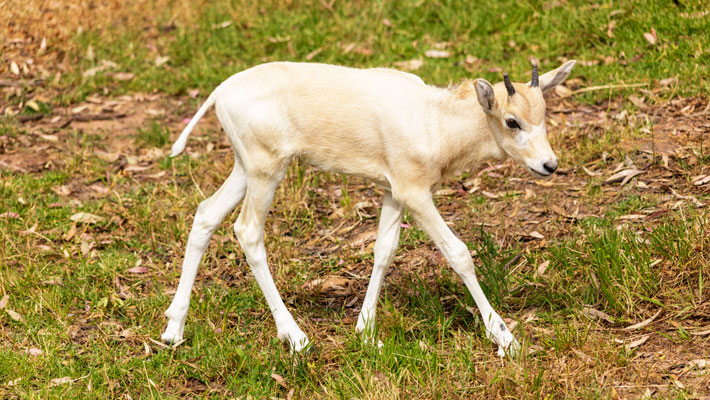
[{"xmin": 1, "ymin": 1, "xmax": 709, "ymax": 399}]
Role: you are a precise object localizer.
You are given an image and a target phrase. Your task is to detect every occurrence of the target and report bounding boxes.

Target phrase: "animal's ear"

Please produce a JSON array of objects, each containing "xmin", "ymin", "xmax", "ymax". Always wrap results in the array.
[
  {"xmin": 534, "ymin": 60, "xmax": 576, "ymax": 93},
  {"xmin": 474, "ymin": 78, "xmax": 496, "ymax": 113}
]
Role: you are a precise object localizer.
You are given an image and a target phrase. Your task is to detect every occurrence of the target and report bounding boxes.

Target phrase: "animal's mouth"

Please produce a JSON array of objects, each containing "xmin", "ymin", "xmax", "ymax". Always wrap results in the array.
[{"xmin": 528, "ymin": 167, "xmax": 553, "ymax": 178}]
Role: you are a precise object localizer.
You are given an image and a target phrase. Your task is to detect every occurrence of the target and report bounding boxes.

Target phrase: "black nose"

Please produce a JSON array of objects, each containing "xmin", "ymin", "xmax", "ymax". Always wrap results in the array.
[{"xmin": 543, "ymin": 160, "xmax": 558, "ymax": 174}]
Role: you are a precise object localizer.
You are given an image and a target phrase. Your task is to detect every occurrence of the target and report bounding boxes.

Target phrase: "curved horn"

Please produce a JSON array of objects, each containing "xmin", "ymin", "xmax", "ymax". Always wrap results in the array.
[
  {"xmin": 531, "ymin": 63, "xmax": 539, "ymax": 87},
  {"xmin": 503, "ymin": 73, "xmax": 515, "ymax": 96}
]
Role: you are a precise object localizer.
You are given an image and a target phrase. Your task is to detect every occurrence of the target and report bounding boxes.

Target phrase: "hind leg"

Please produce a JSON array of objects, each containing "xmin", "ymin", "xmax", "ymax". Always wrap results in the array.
[
  {"xmin": 161, "ymin": 164, "xmax": 247, "ymax": 344},
  {"xmin": 356, "ymin": 191, "xmax": 403, "ymax": 345},
  {"xmin": 233, "ymin": 169, "xmax": 309, "ymax": 352}
]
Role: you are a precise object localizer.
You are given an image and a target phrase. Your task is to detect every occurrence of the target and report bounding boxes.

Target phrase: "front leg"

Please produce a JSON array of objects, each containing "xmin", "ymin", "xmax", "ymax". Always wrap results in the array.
[
  {"xmin": 355, "ymin": 191, "xmax": 403, "ymax": 345},
  {"xmin": 397, "ymin": 188, "xmax": 520, "ymax": 357}
]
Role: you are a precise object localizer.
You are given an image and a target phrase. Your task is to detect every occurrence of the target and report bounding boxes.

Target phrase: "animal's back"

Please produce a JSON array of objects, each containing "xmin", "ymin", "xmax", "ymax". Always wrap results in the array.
[{"xmin": 215, "ymin": 62, "xmax": 435, "ymax": 184}]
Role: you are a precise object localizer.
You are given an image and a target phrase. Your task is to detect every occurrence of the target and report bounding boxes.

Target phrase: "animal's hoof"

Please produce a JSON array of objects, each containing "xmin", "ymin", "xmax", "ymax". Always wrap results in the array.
[
  {"xmin": 160, "ymin": 331, "xmax": 183, "ymax": 345},
  {"xmin": 485, "ymin": 313, "xmax": 520, "ymax": 358},
  {"xmin": 278, "ymin": 328, "xmax": 310, "ymax": 353},
  {"xmin": 161, "ymin": 319, "xmax": 185, "ymax": 345},
  {"xmin": 497, "ymin": 337, "xmax": 521, "ymax": 358}
]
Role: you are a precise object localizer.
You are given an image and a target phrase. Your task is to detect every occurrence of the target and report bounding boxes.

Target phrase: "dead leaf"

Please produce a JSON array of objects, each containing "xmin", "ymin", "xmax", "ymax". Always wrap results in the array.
[
  {"xmin": 25, "ymin": 348, "xmax": 43, "ymax": 356},
  {"xmin": 0, "ymin": 212, "xmax": 19, "ymax": 219},
  {"xmin": 688, "ymin": 359, "xmax": 708, "ymax": 369},
  {"xmin": 528, "ymin": 231, "xmax": 544, "ymax": 239},
  {"xmin": 94, "ymin": 149, "xmax": 120, "ymax": 162},
  {"xmin": 623, "ymin": 309, "xmax": 661, "ymax": 331},
  {"xmin": 659, "ymin": 77, "xmax": 677, "ymax": 87},
  {"xmin": 155, "ymin": 56, "xmax": 170, "ymax": 67},
  {"xmin": 71, "ymin": 104, "xmax": 89, "ymax": 114},
  {"xmin": 49, "ymin": 377, "xmax": 73, "ymax": 387},
  {"xmin": 629, "ymin": 94, "xmax": 645, "ymax": 108},
  {"xmin": 305, "ymin": 48, "xmax": 323, "ymax": 61},
  {"xmin": 6, "ymin": 309, "xmax": 23, "ymax": 321},
  {"xmin": 536, "ymin": 260, "xmax": 550, "ymax": 276},
  {"xmin": 582, "ymin": 306, "xmax": 613, "ymax": 323},
  {"xmin": 643, "ymin": 28, "xmax": 657, "ymax": 45},
  {"xmin": 624, "ymin": 334, "xmax": 650, "ymax": 351},
  {"xmin": 25, "ymin": 100, "xmax": 40, "ymax": 111},
  {"xmin": 0, "ymin": 295, "xmax": 8, "ymax": 309},
  {"xmin": 10, "ymin": 61, "xmax": 21, "ymax": 75},
  {"xmin": 271, "ymin": 373, "xmax": 288, "ymax": 389},
  {"xmin": 127, "ymin": 266, "xmax": 149, "ymax": 274},
  {"xmin": 604, "ymin": 168, "xmax": 644, "ymax": 185},
  {"xmin": 394, "ymin": 58, "xmax": 423, "ymax": 71},
  {"xmin": 606, "ymin": 21, "xmax": 616, "ymax": 38},
  {"xmin": 305, "ymin": 276, "xmax": 353, "ymax": 296},
  {"xmin": 6, "ymin": 378, "xmax": 21, "ymax": 387},
  {"xmin": 693, "ymin": 175, "xmax": 710, "ymax": 186},
  {"xmin": 111, "ymin": 72, "xmax": 134, "ymax": 81},
  {"xmin": 554, "ymin": 85, "xmax": 573, "ymax": 98},
  {"xmin": 70, "ymin": 212, "xmax": 104, "ymax": 224},
  {"xmin": 425, "ymin": 49, "xmax": 450, "ymax": 58},
  {"xmin": 212, "ymin": 20, "xmax": 232, "ymax": 29},
  {"xmin": 435, "ymin": 188, "xmax": 457, "ymax": 196},
  {"xmin": 382, "ymin": 18, "xmax": 393, "ymax": 27}
]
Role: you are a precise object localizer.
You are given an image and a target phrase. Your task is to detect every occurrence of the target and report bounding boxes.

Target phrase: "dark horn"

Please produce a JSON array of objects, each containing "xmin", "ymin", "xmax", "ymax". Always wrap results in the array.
[
  {"xmin": 531, "ymin": 63, "xmax": 539, "ymax": 87},
  {"xmin": 503, "ymin": 73, "xmax": 515, "ymax": 96}
]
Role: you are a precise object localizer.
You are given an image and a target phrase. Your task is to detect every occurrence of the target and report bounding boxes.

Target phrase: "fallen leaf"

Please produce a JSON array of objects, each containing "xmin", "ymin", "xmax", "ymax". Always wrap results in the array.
[
  {"xmin": 394, "ymin": 58, "xmax": 423, "ymax": 71},
  {"xmin": 0, "ymin": 212, "xmax": 19, "ymax": 219},
  {"xmin": 305, "ymin": 47, "xmax": 323, "ymax": 61},
  {"xmin": 536, "ymin": 260, "xmax": 550, "ymax": 276},
  {"xmin": 425, "ymin": 49, "xmax": 450, "ymax": 58},
  {"xmin": 629, "ymin": 94, "xmax": 645, "ymax": 108},
  {"xmin": 582, "ymin": 306, "xmax": 613, "ymax": 323},
  {"xmin": 435, "ymin": 188, "xmax": 457, "ymax": 196},
  {"xmin": 528, "ymin": 231, "xmax": 544, "ymax": 239},
  {"xmin": 188, "ymin": 89, "xmax": 200, "ymax": 98},
  {"xmin": 70, "ymin": 212, "xmax": 105, "ymax": 224},
  {"xmin": 49, "ymin": 377, "xmax": 73, "ymax": 387},
  {"xmin": 659, "ymin": 77, "xmax": 677, "ymax": 87},
  {"xmin": 271, "ymin": 373, "xmax": 288, "ymax": 389},
  {"xmin": 155, "ymin": 55, "xmax": 170, "ymax": 67},
  {"xmin": 688, "ymin": 359, "xmax": 708, "ymax": 369},
  {"xmin": 623, "ymin": 309, "xmax": 661, "ymax": 331},
  {"xmin": 6, "ymin": 309, "xmax": 23, "ymax": 321},
  {"xmin": 624, "ymin": 334, "xmax": 650, "ymax": 351},
  {"xmin": 10, "ymin": 61, "xmax": 20, "ymax": 75},
  {"xmin": 693, "ymin": 175, "xmax": 710, "ymax": 186},
  {"xmin": 25, "ymin": 348, "xmax": 43, "ymax": 356},
  {"xmin": 212, "ymin": 20, "xmax": 232, "ymax": 29},
  {"xmin": 94, "ymin": 149, "xmax": 120, "ymax": 162},
  {"xmin": 6, "ymin": 378, "xmax": 21, "ymax": 386},
  {"xmin": 554, "ymin": 85, "xmax": 573, "ymax": 98},
  {"xmin": 643, "ymin": 28, "xmax": 657, "ymax": 45},
  {"xmin": 112, "ymin": 72, "xmax": 134, "ymax": 81},
  {"xmin": 305, "ymin": 276, "xmax": 353, "ymax": 296},
  {"xmin": 0, "ymin": 295, "xmax": 8, "ymax": 309},
  {"xmin": 25, "ymin": 100, "xmax": 40, "ymax": 111},
  {"xmin": 127, "ymin": 266, "xmax": 149, "ymax": 274},
  {"xmin": 604, "ymin": 168, "xmax": 644, "ymax": 185},
  {"xmin": 382, "ymin": 18, "xmax": 393, "ymax": 27}
]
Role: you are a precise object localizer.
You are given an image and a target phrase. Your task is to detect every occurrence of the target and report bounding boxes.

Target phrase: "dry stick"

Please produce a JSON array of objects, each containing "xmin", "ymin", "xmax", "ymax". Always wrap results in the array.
[{"xmin": 572, "ymin": 82, "xmax": 649, "ymax": 94}]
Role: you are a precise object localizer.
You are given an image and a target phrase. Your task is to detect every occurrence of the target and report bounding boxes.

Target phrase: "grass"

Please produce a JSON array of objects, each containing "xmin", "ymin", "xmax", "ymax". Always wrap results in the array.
[{"xmin": 1, "ymin": 0, "xmax": 710, "ymax": 398}]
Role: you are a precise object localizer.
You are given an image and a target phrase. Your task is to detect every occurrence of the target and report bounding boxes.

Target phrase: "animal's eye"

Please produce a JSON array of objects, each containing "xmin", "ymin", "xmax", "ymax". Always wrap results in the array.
[{"xmin": 505, "ymin": 118, "xmax": 520, "ymax": 130}]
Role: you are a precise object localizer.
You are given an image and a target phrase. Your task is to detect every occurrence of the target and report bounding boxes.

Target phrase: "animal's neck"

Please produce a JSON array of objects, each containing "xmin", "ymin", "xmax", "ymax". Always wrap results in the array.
[{"xmin": 433, "ymin": 87, "xmax": 506, "ymax": 177}]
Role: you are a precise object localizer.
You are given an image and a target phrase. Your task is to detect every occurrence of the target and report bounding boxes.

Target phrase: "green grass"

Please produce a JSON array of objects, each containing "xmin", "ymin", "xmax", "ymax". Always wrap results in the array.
[{"xmin": 64, "ymin": 0, "xmax": 709, "ymax": 103}]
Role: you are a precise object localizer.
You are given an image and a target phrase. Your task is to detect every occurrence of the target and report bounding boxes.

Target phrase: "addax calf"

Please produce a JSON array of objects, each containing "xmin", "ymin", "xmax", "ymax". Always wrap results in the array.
[{"xmin": 161, "ymin": 61, "xmax": 576, "ymax": 357}]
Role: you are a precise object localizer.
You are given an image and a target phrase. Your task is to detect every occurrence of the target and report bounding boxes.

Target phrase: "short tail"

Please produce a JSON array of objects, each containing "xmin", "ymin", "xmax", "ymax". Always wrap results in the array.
[{"xmin": 170, "ymin": 91, "xmax": 217, "ymax": 157}]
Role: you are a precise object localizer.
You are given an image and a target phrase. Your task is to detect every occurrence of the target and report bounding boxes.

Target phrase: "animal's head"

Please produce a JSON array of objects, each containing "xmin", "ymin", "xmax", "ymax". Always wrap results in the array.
[{"xmin": 473, "ymin": 61, "xmax": 576, "ymax": 178}]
